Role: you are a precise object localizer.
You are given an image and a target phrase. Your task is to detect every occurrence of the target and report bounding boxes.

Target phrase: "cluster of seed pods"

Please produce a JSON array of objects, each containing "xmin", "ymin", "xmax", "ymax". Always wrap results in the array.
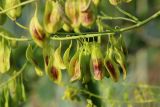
[
  {"xmin": 40, "ymin": 34, "xmax": 127, "ymax": 85},
  {"xmin": 29, "ymin": 0, "xmax": 100, "ymax": 48},
  {"xmin": 27, "ymin": 0, "xmax": 128, "ymax": 84}
]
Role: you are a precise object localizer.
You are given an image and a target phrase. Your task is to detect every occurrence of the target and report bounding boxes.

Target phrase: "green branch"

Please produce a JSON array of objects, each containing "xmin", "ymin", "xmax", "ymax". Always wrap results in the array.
[
  {"xmin": 99, "ymin": 16, "xmax": 137, "ymax": 23},
  {"xmin": 0, "ymin": 33, "xmax": 31, "ymax": 41},
  {"xmin": 119, "ymin": 10, "xmax": 160, "ymax": 32}
]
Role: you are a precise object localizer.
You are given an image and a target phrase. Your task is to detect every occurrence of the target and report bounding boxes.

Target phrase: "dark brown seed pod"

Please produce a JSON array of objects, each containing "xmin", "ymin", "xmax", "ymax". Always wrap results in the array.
[
  {"xmin": 29, "ymin": 6, "xmax": 46, "ymax": 48},
  {"xmin": 47, "ymin": 53, "xmax": 62, "ymax": 85},
  {"xmin": 65, "ymin": 0, "xmax": 81, "ymax": 30},
  {"xmin": 104, "ymin": 48, "xmax": 120, "ymax": 82},
  {"xmin": 90, "ymin": 43, "xmax": 104, "ymax": 80},
  {"xmin": 44, "ymin": 0, "xmax": 63, "ymax": 34},
  {"xmin": 79, "ymin": 0, "xmax": 97, "ymax": 28},
  {"xmin": 69, "ymin": 42, "xmax": 82, "ymax": 82}
]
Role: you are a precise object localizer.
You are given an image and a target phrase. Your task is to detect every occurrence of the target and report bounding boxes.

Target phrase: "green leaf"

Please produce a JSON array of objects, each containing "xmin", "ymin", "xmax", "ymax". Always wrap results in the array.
[{"xmin": 0, "ymin": 37, "xmax": 11, "ymax": 73}]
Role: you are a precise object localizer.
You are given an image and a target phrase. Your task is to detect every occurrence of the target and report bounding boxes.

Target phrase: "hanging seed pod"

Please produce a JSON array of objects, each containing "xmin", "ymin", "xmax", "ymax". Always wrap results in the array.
[
  {"xmin": 3, "ymin": 0, "xmax": 22, "ymax": 20},
  {"xmin": 79, "ymin": 43, "xmax": 91, "ymax": 83},
  {"xmin": 26, "ymin": 44, "xmax": 44, "ymax": 76},
  {"xmin": 63, "ymin": 40, "xmax": 72, "ymax": 69},
  {"xmin": 109, "ymin": 0, "xmax": 122, "ymax": 6},
  {"xmin": 69, "ymin": 42, "xmax": 82, "ymax": 82},
  {"xmin": 92, "ymin": 0, "xmax": 101, "ymax": 6},
  {"xmin": 29, "ymin": 5, "xmax": 46, "ymax": 48},
  {"xmin": 86, "ymin": 99, "xmax": 96, "ymax": 107},
  {"xmin": 114, "ymin": 48, "xmax": 127, "ymax": 80},
  {"xmin": 104, "ymin": 47, "xmax": 120, "ymax": 82},
  {"xmin": 65, "ymin": 0, "xmax": 81, "ymax": 31},
  {"xmin": 47, "ymin": 53, "xmax": 62, "ymax": 85},
  {"xmin": 123, "ymin": 0, "xmax": 132, "ymax": 3},
  {"xmin": 79, "ymin": 0, "xmax": 97, "ymax": 28},
  {"xmin": 42, "ymin": 43, "xmax": 53, "ymax": 73},
  {"xmin": 43, "ymin": 0, "xmax": 63, "ymax": 34},
  {"xmin": 0, "ymin": 13, "xmax": 7, "ymax": 25},
  {"xmin": 8, "ymin": 72, "xmax": 17, "ymax": 100},
  {"xmin": 62, "ymin": 23, "xmax": 72, "ymax": 32},
  {"xmin": 15, "ymin": 74, "xmax": 26, "ymax": 102},
  {"xmin": 90, "ymin": 43, "xmax": 104, "ymax": 80},
  {"xmin": 62, "ymin": 87, "xmax": 80, "ymax": 101},
  {"xmin": 0, "ymin": 37, "xmax": 11, "ymax": 74},
  {"xmin": 117, "ymin": 34, "xmax": 128, "ymax": 55},
  {"xmin": 4, "ymin": 88, "xmax": 9, "ymax": 107},
  {"xmin": 54, "ymin": 42, "xmax": 66, "ymax": 70}
]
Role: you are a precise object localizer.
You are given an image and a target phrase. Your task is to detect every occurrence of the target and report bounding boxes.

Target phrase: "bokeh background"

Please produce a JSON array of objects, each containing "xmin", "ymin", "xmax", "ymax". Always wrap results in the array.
[{"xmin": 1, "ymin": 0, "xmax": 160, "ymax": 107}]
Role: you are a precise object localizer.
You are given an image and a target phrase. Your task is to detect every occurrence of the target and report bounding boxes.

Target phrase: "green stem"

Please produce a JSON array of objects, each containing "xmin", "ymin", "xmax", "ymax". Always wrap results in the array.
[
  {"xmin": 0, "ymin": 0, "xmax": 35, "ymax": 15},
  {"xmin": 116, "ymin": 6, "xmax": 139, "ymax": 21},
  {"xmin": 0, "ymin": 62, "xmax": 28, "ymax": 88},
  {"xmin": 77, "ymin": 87, "xmax": 160, "ymax": 103},
  {"xmin": 0, "ymin": 33, "xmax": 31, "ymax": 41},
  {"xmin": 99, "ymin": 16, "xmax": 137, "ymax": 23}
]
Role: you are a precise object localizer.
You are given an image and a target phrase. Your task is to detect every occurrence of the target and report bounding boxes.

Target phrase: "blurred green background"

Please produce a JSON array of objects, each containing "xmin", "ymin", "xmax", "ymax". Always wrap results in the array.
[{"xmin": 1, "ymin": 0, "xmax": 160, "ymax": 107}]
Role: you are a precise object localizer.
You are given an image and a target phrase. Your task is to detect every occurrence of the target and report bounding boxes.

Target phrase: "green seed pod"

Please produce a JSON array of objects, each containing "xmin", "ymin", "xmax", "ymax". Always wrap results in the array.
[
  {"xmin": 117, "ymin": 34, "xmax": 128, "ymax": 55},
  {"xmin": 47, "ymin": 53, "xmax": 62, "ymax": 85},
  {"xmin": 62, "ymin": 23, "xmax": 72, "ymax": 32},
  {"xmin": 62, "ymin": 87, "xmax": 80, "ymax": 101},
  {"xmin": 43, "ymin": 43, "xmax": 53, "ymax": 73},
  {"xmin": 4, "ymin": 88, "xmax": 9, "ymax": 107},
  {"xmin": 26, "ymin": 44, "xmax": 44, "ymax": 76},
  {"xmin": 86, "ymin": 99, "xmax": 96, "ymax": 107},
  {"xmin": 29, "ymin": 8, "xmax": 46, "ymax": 48},
  {"xmin": 90, "ymin": 43, "xmax": 104, "ymax": 80},
  {"xmin": 65, "ymin": 0, "xmax": 81, "ymax": 30},
  {"xmin": 54, "ymin": 42, "xmax": 66, "ymax": 70},
  {"xmin": 0, "ymin": 13, "xmax": 7, "ymax": 25},
  {"xmin": 109, "ymin": 0, "xmax": 122, "ymax": 6},
  {"xmin": 79, "ymin": 43, "xmax": 91, "ymax": 83},
  {"xmin": 114, "ymin": 48, "xmax": 127, "ymax": 80},
  {"xmin": 104, "ymin": 47, "xmax": 120, "ymax": 82},
  {"xmin": 0, "ymin": 37, "xmax": 11, "ymax": 74},
  {"xmin": 79, "ymin": 0, "xmax": 97, "ymax": 28},
  {"xmin": 15, "ymin": 74, "xmax": 26, "ymax": 102},
  {"xmin": 63, "ymin": 40, "xmax": 72, "ymax": 69},
  {"xmin": 123, "ymin": 0, "xmax": 132, "ymax": 3},
  {"xmin": 3, "ymin": 0, "xmax": 22, "ymax": 20},
  {"xmin": 69, "ymin": 42, "xmax": 81, "ymax": 82},
  {"xmin": 92, "ymin": 0, "xmax": 100, "ymax": 6},
  {"xmin": 44, "ymin": 0, "xmax": 63, "ymax": 34}
]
